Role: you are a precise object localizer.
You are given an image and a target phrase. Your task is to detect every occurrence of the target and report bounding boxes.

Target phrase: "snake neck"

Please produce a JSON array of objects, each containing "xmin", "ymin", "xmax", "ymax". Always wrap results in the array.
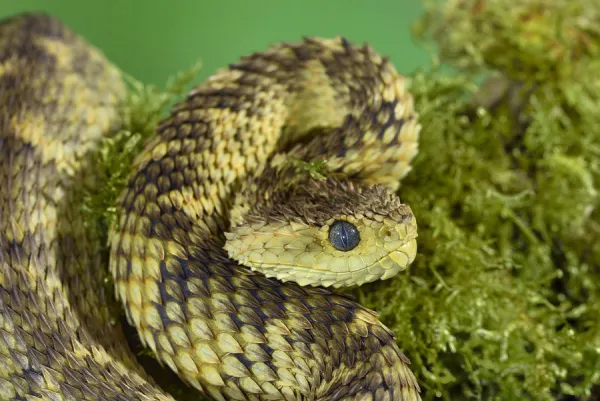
[{"xmin": 111, "ymin": 37, "xmax": 421, "ymax": 401}]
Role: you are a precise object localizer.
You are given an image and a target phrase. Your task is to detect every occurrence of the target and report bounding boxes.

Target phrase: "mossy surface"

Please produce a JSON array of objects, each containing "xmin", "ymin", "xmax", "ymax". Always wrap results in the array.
[
  {"xmin": 363, "ymin": 1, "xmax": 600, "ymax": 399},
  {"xmin": 82, "ymin": 2, "xmax": 600, "ymax": 400}
]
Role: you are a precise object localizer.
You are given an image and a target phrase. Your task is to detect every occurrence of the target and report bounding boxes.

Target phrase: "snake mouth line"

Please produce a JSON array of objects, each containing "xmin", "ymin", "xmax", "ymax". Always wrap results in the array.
[{"xmin": 246, "ymin": 233, "xmax": 418, "ymax": 286}]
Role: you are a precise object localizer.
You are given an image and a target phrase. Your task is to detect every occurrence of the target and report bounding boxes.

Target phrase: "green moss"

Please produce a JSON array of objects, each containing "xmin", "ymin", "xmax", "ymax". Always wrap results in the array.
[
  {"xmin": 81, "ymin": 61, "xmax": 202, "ymax": 240},
  {"xmin": 80, "ymin": 62, "xmax": 204, "ymax": 400},
  {"xmin": 355, "ymin": 1, "xmax": 600, "ymax": 400},
  {"xmin": 81, "ymin": 2, "xmax": 600, "ymax": 399},
  {"xmin": 289, "ymin": 158, "xmax": 330, "ymax": 181}
]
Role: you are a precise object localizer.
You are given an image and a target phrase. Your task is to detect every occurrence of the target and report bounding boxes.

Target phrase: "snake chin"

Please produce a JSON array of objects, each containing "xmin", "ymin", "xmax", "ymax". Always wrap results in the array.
[
  {"xmin": 270, "ymin": 235, "xmax": 418, "ymax": 289},
  {"xmin": 225, "ymin": 226, "xmax": 417, "ymax": 288},
  {"xmin": 380, "ymin": 237, "xmax": 418, "ymax": 281}
]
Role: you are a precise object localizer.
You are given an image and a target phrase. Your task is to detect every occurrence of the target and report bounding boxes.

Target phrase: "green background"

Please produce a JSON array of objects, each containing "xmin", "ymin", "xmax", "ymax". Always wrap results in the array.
[{"xmin": 0, "ymin": 1, "xmax": 430, "ymax": 85}]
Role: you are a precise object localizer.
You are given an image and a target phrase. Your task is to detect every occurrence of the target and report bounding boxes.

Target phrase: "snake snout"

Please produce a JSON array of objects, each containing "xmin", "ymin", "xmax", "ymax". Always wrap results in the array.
[{"xmin": 383, "ymin": 237, "xmax": 418, "ymax": 280}]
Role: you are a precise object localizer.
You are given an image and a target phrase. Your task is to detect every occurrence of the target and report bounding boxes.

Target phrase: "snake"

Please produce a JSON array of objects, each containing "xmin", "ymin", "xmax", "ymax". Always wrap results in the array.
[{"xmin": 0, "ymin": 13, "xmax": 422, "ymax": 401}]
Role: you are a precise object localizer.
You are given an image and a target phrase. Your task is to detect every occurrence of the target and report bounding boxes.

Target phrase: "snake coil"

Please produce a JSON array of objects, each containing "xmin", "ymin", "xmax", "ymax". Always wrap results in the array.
[{"xmin": 0, "ymin": 13, "xmax": 421, "ymax": 401}]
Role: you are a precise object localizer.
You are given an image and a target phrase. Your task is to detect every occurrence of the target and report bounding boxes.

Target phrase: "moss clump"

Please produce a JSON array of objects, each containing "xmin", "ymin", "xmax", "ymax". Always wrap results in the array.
[
  {"xmin": 356, "ymin": 1, "xmax": 600, "ymax": 400},
  {"xmin": 82, "ymin": 2, "xmax": 600, "ymax": 400},
  {"xmin": 81, "ymin": 62, "xmax": 204, "ymax": 400},
  {"xmin": 82, "ymin": 61, "xmax": 202, "ymax": 239}
]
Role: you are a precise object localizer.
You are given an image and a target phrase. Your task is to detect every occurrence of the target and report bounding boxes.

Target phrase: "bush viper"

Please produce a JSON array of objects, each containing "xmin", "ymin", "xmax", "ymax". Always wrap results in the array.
[{"xmin": 0, "ymin": 13, "xmax": 421, "ymax": 401}]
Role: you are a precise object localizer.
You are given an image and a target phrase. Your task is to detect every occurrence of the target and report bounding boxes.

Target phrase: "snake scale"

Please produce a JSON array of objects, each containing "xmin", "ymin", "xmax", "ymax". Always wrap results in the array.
[{"xmin": 0, "ymin": 13, "xmax": 422, "ymax": 401}]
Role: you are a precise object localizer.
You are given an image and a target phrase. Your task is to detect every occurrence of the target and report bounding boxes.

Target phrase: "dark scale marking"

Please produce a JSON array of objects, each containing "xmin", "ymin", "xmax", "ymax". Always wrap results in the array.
[
  {"xmin": 394, "ymin": 115, "xmax": 414, "ymax": 144},
  {"xmin": 290, "ymin": 44, "xmax": 314, "ymax": 62},
  {"xmin": 0, "ymin": 29, "xmax": 58, "ymax": 68},
  {"xmin": 263, "ymin": 51, "xmax": 303, "ymax": 73},
  {"xmin": 229, "ymin": 60, "xmax": 273, "ymax": 77},
  {"xmin": 340, "ymin": 37, "xmax": 352, "ymax": 51},
  {"xmin": 234, "ymin": 73, "xmax": 267, "ymax": 89},
  {"xmin": 374, "ymin": 101, "xmax": 399, "ymax": 140},
  {"xmin": 86, "ymin": 34, "xmax": 423, "ymax": 401}
]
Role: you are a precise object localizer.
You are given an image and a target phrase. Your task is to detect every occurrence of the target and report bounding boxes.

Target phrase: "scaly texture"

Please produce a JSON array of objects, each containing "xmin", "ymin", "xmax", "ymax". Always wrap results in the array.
[
  {"xmin": 0, "ymin": 12, "xmax": 422, "ymax": 401},
  {"xmin": 0, "ymin": 13, "xmax": 174, "ymax": 401},
  {"xmin": 110, "ymin": 36, "xmax": 421, "ymax": 401}
]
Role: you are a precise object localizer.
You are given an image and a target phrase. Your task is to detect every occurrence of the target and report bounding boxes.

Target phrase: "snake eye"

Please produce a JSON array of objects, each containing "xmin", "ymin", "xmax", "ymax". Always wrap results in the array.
[{"xmin": 329, "ymin": 220, "xmax": 360, "ymax": 251}]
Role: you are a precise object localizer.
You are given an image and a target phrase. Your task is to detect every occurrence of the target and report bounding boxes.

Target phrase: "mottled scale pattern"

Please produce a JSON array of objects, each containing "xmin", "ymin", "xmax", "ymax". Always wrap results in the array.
[
  {"xmin": 0, "ymin": 14, "xmax": 173, "ymax": 401},
  {"xmin": 225, "ymin": 172, "xmax": 418, "ymax": 288},
  {"xmin": 110, "ymin": 36, "xmax": 421, "ymax": 401},
  {"xmin": 0, "ymin": 12, "xmax": 422, "ymax": 401}
]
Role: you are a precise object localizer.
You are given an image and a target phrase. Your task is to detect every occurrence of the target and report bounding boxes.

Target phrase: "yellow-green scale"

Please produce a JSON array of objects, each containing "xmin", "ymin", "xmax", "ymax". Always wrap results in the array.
[{"xmin": 110, "ymin": 37, "xmax": 421, "ymax": 401}]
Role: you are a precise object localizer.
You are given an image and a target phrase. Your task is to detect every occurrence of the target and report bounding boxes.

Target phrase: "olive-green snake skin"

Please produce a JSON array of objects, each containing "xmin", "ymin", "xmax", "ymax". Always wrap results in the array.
[{"xmin": 0, "ymin": 13, "xmax": 421, "ymax": 401}]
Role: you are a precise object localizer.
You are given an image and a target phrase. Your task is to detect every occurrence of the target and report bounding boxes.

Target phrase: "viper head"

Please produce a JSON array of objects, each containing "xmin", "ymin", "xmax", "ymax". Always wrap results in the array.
[{"xmin": 224, "ymin": 177, "xmax": 417, "ymax": 288}]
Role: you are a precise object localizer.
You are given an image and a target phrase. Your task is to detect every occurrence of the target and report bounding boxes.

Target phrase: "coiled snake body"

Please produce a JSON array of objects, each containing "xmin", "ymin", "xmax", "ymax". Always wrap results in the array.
[{"xmin": 0, "ymin": 14, "xmax": 421, "ymax": 401}]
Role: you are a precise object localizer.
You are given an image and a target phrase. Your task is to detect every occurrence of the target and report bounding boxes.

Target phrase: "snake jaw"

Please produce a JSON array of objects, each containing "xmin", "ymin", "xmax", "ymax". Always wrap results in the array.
[
  {"xmin": 380, "ymin": 237, "xmax": 418, "ymax": 280},
  {"xmin": 225, "ymin": 200, "xmax": 418, "ymax": 288}
]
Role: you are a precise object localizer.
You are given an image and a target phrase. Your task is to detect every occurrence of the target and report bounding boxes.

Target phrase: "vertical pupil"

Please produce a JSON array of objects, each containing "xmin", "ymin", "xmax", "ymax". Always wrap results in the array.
[{"xmin": 329, "ymin": 220, "xmax": 360, "ymax": 251}]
